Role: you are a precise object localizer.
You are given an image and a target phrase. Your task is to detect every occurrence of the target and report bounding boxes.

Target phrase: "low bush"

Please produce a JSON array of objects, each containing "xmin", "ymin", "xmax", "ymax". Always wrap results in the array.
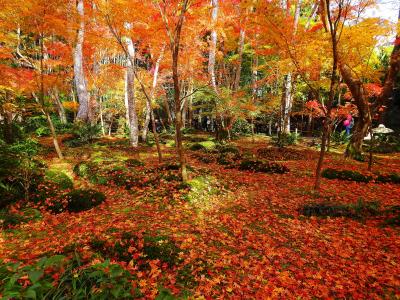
[
  {"xmin": 322, "ymin": 168, "xmax": 372, "ymax": 183},
  {"xmin": 272, "ymin": 132, "xmax": 299, "ymax": 147},
  {"xmin": 0, "ymin": 255, "xmax": 139, "ymax": 299},
  {"xmin": 231, "ymin": 119, "xmax": 252, "ymax": 137},
  {"xmin": 182, "ymin": 128, "xmax": 196, "ymax": 134},
  {"xmin": 73, "ymin": 162, "xmax": 107, "ymax": 184},
  {"xmin": 300, "ymin": 200, "xmax": 380, "ymax": 219},
  {"xmin": 331, "ymin": 130, "xmax": 351, "ymax": 146},
  {"xmin": 64, "ymin": 189, "xmax": 106, "ymax": 213},
  {"xmin": 188, "ymin": 143, "xmax": 207, "ymax": 151},
  {"xmin": 64, "ymin": 123, "xmax": 101, "ymax": 147},
  {"xmin": 375, "ymin": 173, "xmax": 400, "ymax": 184},
  {"xmin": 239, "ymin": 160, "xmax": 289, "ymax": 174}
]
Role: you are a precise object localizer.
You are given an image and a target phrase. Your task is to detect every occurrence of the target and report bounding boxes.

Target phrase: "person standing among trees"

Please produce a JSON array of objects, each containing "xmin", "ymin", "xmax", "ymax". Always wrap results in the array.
[{"xmin": 344, "ymin": 114, "xmax": 354, "ymax": 135}]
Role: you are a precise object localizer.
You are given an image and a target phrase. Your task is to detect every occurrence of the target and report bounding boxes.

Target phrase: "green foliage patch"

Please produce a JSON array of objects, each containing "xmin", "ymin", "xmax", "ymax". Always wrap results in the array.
[
  {"xmin": 239, "ymin": 160, "xmax": 289, "ymax": 174},
  {"xmin": 322, "ymin": 168, "xmax": 372, "ymax": 183}
]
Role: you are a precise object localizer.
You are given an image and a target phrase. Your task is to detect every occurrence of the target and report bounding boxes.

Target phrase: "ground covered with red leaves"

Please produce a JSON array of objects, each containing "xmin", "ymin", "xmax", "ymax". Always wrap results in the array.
[{"xmin": 1, "ymin": 137, "xmax": 399, "ymax": 299}]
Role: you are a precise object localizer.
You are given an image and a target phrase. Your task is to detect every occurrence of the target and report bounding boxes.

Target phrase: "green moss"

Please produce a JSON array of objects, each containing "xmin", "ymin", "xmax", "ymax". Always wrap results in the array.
[
  {"xmin": 45, "ymin": 170, "xmax": 73, "ymax": 190},
  {"xmin": 185, "ymin": 176, "xmax": 220, "ymax": 206},
  {"xmin": 56, "ymin": 189, "xmax": 106, "ymax": 213}
]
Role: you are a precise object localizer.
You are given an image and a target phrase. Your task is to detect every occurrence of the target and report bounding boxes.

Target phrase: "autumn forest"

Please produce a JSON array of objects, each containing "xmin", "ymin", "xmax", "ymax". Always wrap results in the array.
[{"xmin": 0, "ymin": 0, "xmax": 400, "ymax": 298}]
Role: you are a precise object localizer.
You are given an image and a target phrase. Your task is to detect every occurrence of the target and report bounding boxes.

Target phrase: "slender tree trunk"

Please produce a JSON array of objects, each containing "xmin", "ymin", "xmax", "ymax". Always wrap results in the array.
[
  {"xmin": 281, "ymin": 73, "xmax": 293, "ymax": 134},
  {"xmin": 125, "ymin": 38, "xmax": 139, "ymax": 147},
  {"xmin": 46, "ymin": 112, "xmax": 64, "ymax": 159},
  {"xmin": 52, "ymin": 89, "xmax": 67, "ymax": 124},
  {"xmin": 163, "ymin": 96, "xmax": 173, "ymax": 125},
  {"xmin": 38, "ymin": 34, "xmax": 63, "ymax": 160},
  {"xmin": 74, "ymin": 0, "xmax": 90, "ymax": 122},
  {"xmin": 161, "ymin": 0, "xmax": 189, "ymax": 182},
  {"xmin": 314, "ymin": 0, "xmax": 339, "ymax": 190},
  {"xmin": 209, "ymin": 0, "xmax": 219, "ymax": 93},
  {"xmin": 142, "ymin": 47, "xmax": 164, "ymax": 141},
  {"xmin": 99, "ymin": 96, "xmax": 105, "ymax": 135},
  {"xmin": 234, "ymin": 28, "xmax": 245, "ymax": 91}
]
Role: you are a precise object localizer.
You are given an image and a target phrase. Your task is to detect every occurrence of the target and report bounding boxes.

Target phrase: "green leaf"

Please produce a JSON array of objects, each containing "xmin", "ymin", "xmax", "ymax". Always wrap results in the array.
[
  {"xmin": 28, "ymin": 270, "xmax": 43, "ymax": 284},
  {"xmin": 25, "ymin": 288, "xmax": 37, "ymax": 299}
]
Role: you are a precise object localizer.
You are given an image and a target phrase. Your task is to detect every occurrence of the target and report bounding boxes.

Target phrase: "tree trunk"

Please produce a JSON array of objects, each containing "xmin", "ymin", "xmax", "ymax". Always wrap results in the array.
[
  {"xmin": 46, "ymin": 111, "xmax": 64, "ymax": 160},
  {"xmin": 74, "ymin": 0, "xmax": 90, "ymax": 123},
  {"xmin": 52, "ymin": 89, "xmax": 67, "ymax": 124},
  {"xmin": 125, "ymin": 38, "xmax": 139, "ymax": 147},
  {"xmin": 163, "ymin": 96, "xmax": 173, "ymax": 125},
  {"xmin": 281, "ymin": 73, "xmax": 293, "ymax": 134},
  {"xmin": 234, "ymin": 28, "xmax": 245, "ymax": 91},
  {"xmin": 99, "ymin": 96, "xmax": 105, "ymax": 135},
  {"xmin": 314, "ymin": 0, "xmax": 338, "ymax": 190},
  {"xmin": 167, "ymin": 0, "xmax": 189, "ymax": 182},
  {"xmin": 142, "ymin": 47, "xmax": 164, "ymax": 141},
  {"xmin": 340, "ymin": 64, "xmax": 370, "ymax": 158},
  {"xmin": 378, "ymin": 8, "xmax": 400, "ymax": 119},
  {"xmin": 208, "ymin": 0, "xmax": 219, "ymax": 93}
]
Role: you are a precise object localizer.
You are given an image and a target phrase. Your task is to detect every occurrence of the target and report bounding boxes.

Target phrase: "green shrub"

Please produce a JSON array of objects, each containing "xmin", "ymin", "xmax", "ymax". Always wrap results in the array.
[
  {"xmin": 182, "ymin": 128, "xmax": 196, "ymax": 134},
  {"xmin": 272, "ymin": 132, "xmax": 299, "ymax": 147},
  {"xmin": 0, "ymin": 255, "xmax": 66, "ymax": 299},
  {"xmin": 375, "ymin": 173, "xmax": 400, "ymax": 184},
  {"xmin": 300, "ymin": 199, "xmax": 380, "ymax": 220},
  {"xmin": 73, "ymin": 162, "xmax": 97, "ymax": 178},
  {"xmin": 73, "ymin": 162, "xmax": 109, "ymax": 185},
  {"xmin": 322, "ymin": 168, "xmax": 372, "ymax": 183},
  {"xmin": 231, "ymin": 119, "xmax": 252, "ymax": 136},
  {"xmin": 45, "ymin": 170, "xmax": 73, "ymax": 189},
  {"xmin": 239, "ymin": 160, "xmax": 289, "ymax": 174},
  {"xmin": 216, "ymin": 144, "xmax": 240, "ymax": 155},
  {"xmin": 189, "ymin": 143, "xmax": 207, "ymax": 151},
  {"xmin": 60, "ymin": 189, "xmax": 105, "ymax": 213},
  {"xmin": 0, "ymin": 255, "xmax": 138, "ymax": 299},
  {"xmin": 64, "ymin": 123, "xmax": 101, "ymax": 147},
  {"xmin": 0, "ymin": 139, "xmax": 45, "ymax": 205},
  {"xmin": 331, "ymin": 130, "xmax": 351, "ymax": 145}
]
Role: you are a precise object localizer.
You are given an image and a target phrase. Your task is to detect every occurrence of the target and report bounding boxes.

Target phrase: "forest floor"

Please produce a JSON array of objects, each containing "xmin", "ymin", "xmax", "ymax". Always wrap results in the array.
[{"xmin": 1, "ymin": 134, "xmax": 400, "ymax": 299}]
